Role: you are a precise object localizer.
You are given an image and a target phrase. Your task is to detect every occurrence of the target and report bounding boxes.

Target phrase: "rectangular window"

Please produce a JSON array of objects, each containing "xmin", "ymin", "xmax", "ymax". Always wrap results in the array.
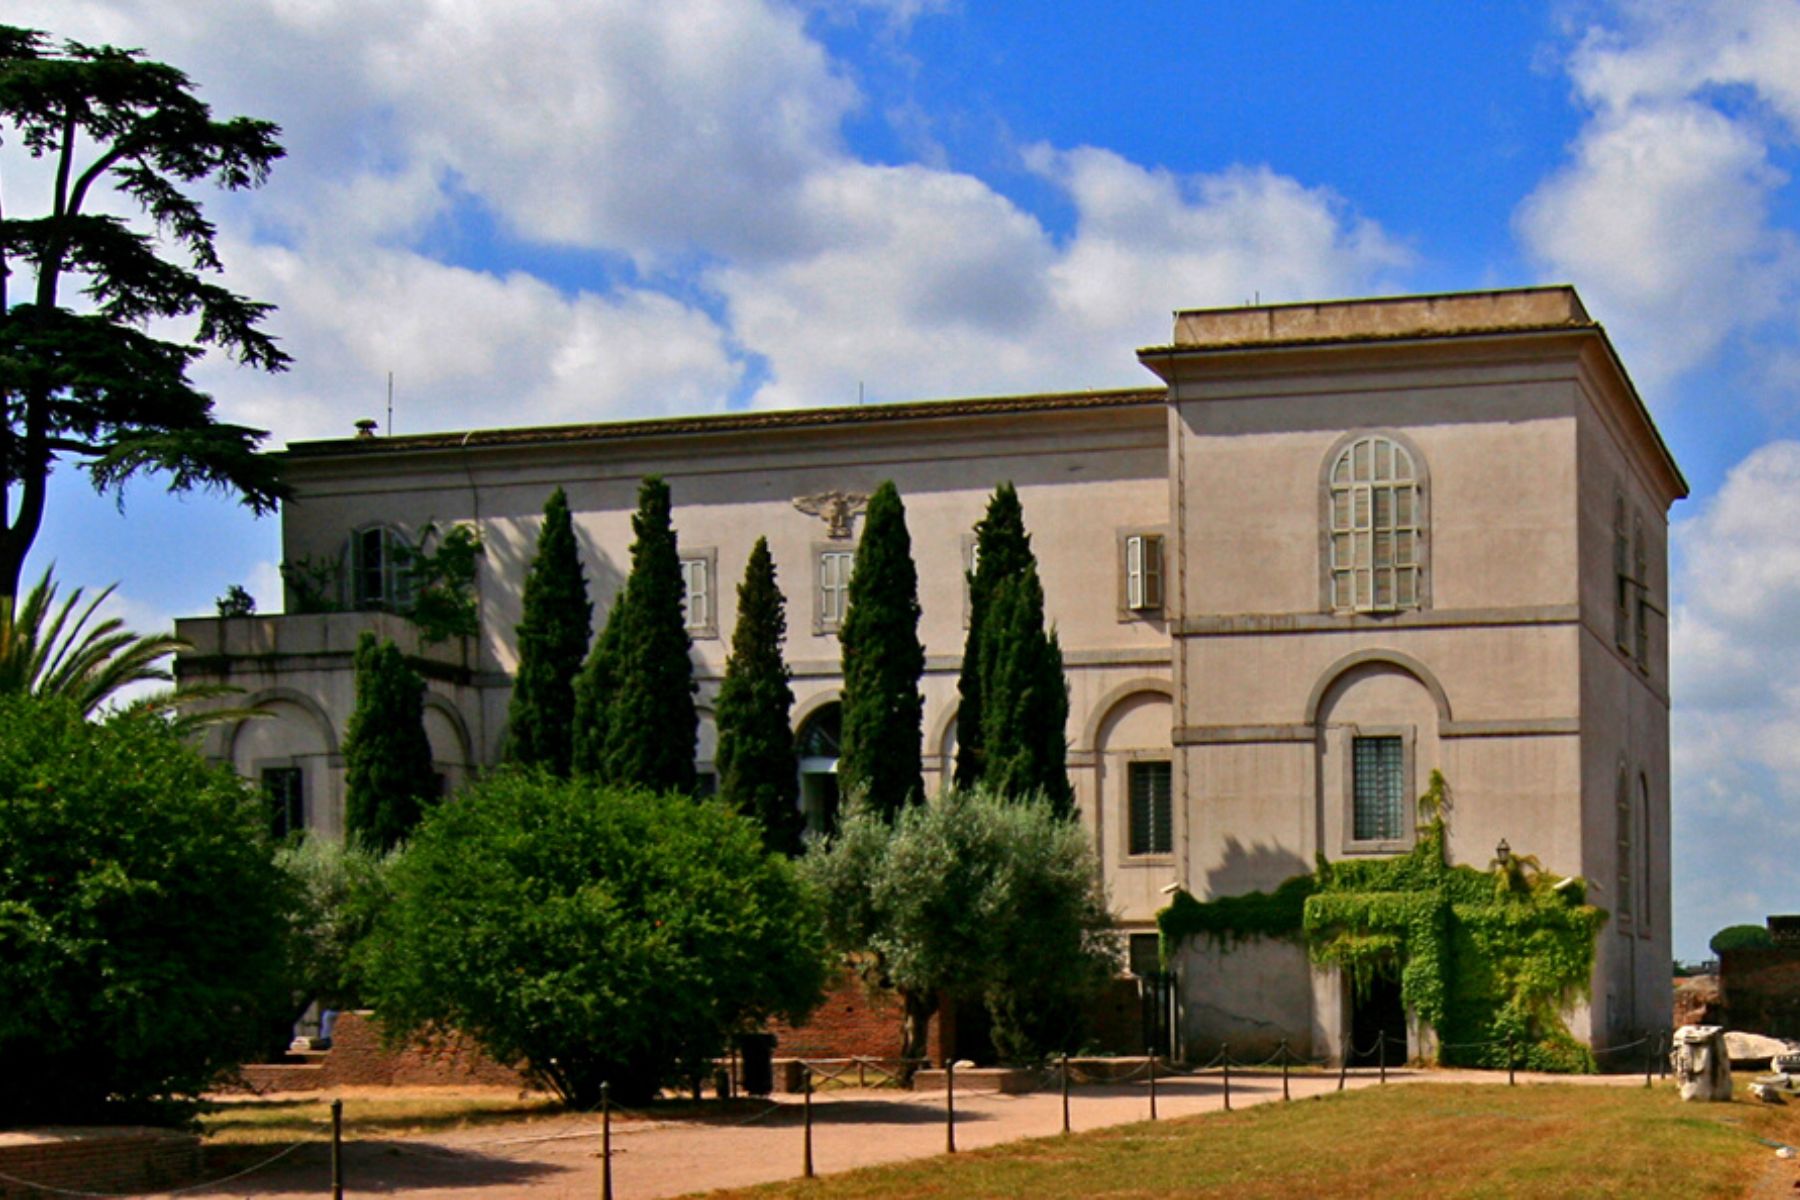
[
  {"xmin": 681, "ymin": 557, "xmax": 711, "ymax": 632},
  {"xmin": 1633, "ymin": 521, "xmax": 1649, "ymax": 668},
  {"xmin": 262, "ymin": 767, "xmax": 304, "ymax": 840},
  {"xmin": 1613, "ymin": 495, "xmax": 1632, "ymax": 652},
  {"xmin": 1351, "ymin": 736, "xmax": 1405, "ymax": 842},
  {"xmin": 818, "ymin": 550, "xmax": 855, "ymax": 630},
  {"xmin": 1128, "ymin": 760, "xmax": 1173, "ymax": 855},
  {"xmin": 1129, "ymin": 932, "xmax": 1163, "ymax": 978},
  {"xmin": 1125, "ymin": 534, "xmax": 1164, "ymax": 612}
]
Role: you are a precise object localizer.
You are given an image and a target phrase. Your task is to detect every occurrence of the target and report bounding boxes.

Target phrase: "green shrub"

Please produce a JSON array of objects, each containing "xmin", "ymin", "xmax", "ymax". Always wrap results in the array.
[
  {"xmin": 360, "ymin": 771, "xmax": 827, "ymax": 1105},
  {"xmin": 276, "ymin": 836, "xmax": 392, "ymax": 1016},
  {"xmin": 0, "ymin": 697, "xmax": 293, "ymax": 1126},
  {"xmin": 1710, "ymin": 924, "xmax": 1773, "ymax": 955}
]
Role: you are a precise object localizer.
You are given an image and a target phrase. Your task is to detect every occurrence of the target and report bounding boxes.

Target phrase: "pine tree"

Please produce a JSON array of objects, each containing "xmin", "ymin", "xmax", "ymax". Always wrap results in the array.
[
  {"xmin": 978, "ymin": 569, "xmax": 1074, "ymax": 816},
  {"xmin": 570, "ymin": 594, "xmax": 623, "ymax": 777},
  {"xmin": 953, "ymin": 483, "xmax": 1035, "ymax": 788},
  {"xmin": 600, "ymin": 476, "xmax": 698, "ymax": 793},
  {"xmin": 505, "ymin": 488, "xmax": 592, "ymax": 776},
  {"xmin": 343, "ymin": 633, "xmax": 438, "ymax": 852},
  {"xmin": 837, "ymin": 481, "xmax": 924, "ymax": 819},
  {"xmin": 716, "ymin": 538, "xmax": 803, "ymax": 855}
]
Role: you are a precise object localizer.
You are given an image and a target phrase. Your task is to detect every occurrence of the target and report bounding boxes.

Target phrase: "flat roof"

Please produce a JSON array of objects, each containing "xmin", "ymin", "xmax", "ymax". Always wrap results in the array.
[
  {"xmin": 1160, "ymin": 285, "xmax": 1591, "ymax": 351},
  {"xmin": 284, "ymin": 387, "xmax": 1167, "ymax": 458}
]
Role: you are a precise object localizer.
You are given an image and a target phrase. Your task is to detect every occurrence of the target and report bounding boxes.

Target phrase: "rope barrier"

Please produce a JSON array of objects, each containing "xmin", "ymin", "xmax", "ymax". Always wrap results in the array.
[{"xmin": 0, "ymin": 1140, "xmax": 309, "ymax": 1199}]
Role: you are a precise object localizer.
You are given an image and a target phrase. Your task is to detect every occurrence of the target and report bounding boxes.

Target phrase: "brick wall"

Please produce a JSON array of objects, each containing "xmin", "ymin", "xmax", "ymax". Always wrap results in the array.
[
  {"xmin": 0, "ymin": 1129, "xmax": 199, "ymax": 1200},
  {"xmin": 766, "ymin": 972, "xmax": 951, "ymax": 1063},
  {"xmin": 1720, "ymin": 948, "xmax": 1800, "ymax": 1038},
  {"xmin": 318, "ymin": 1011, "xmax": 526, "ymax": 1088}
]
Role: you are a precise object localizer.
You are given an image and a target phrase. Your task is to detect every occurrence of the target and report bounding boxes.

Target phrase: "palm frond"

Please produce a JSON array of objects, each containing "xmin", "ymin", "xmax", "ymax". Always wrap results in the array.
[{"xmin": 0, "ymin": 567, "xmax": 220, "ymax": 722}]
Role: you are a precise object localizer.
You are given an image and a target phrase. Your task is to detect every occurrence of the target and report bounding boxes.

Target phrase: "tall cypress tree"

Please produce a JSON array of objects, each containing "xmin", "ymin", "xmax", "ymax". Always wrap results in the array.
[
  {"xmin": 978, "ymin": 568, "xmax": 1074, "ymax": 816},
  {"xmin": 599, "ymin": 476, "xmax": 698, "ymax": 793},
  {"xmin": 715, "ymin": 537, "xmax": 803, "ymax": 855},
  {"xmin": 505, "ymin": 487, "xmax": 592, "ymax": 776},
  {"xmin": 837, "ymin": 480, "xmax": 924, "ymax": 819},
  {"xmin": 570, "ymin": 594, "xmax": 623, "ymax": 777},
  {"xmin": 343, "ymin": 633, "xmax": 438, "ymax": 852},
  {"xmin": 954, "ymin": 483, "xmax": 1034, "ymax": 788}
]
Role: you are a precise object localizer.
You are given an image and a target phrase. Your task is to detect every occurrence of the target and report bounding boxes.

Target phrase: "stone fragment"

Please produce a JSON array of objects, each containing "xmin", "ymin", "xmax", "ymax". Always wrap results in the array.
[{"xmin": 1671, "ymin": 1025, "xmax": 1732, "ymax": 1102}]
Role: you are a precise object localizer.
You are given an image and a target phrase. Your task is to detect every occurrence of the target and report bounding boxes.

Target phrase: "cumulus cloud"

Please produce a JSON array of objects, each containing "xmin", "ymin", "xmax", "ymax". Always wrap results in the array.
[
  {"xmin": 9, "ymin": 0, "xmax": 1409, "ymax": 442},
  {"xmin": 1517, "ymin": 0, "xmax": 1800, "ymax": 392},
  {"xmin": 1669, "ymin": 441, "xmax": 1800, "ymax": 953}
]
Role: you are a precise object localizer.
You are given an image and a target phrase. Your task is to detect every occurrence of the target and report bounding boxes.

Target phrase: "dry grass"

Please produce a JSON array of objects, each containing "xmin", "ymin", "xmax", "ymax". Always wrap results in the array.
[
  {"xmin": 699, "ymin": 1080, "xmax": 1800, "ymax": 1199},
  {"xmin": 199, "ymin": 1089, "xmax": 564, "ymax": 1144}
]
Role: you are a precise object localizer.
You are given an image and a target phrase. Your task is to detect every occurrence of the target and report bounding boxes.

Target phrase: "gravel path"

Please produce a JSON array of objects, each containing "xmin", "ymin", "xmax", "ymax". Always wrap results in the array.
[{"xmin": 145, "ymin": 1068, "xmax": 1655, "ymax": 1199}]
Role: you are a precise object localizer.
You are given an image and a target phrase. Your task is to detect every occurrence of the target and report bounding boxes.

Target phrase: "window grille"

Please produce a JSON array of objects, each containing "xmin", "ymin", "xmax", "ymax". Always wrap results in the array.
[
  {"xmin": 1351, "ymin": 736, "xmax": 1405, "ymax": 841},
  {"xmin": 1328, "ymin": 437, "xmax": 1421, "ymax": 612},
  {"xmin": 1129, "ymin": 760, "xmax": 1173, "ymax": 855}
]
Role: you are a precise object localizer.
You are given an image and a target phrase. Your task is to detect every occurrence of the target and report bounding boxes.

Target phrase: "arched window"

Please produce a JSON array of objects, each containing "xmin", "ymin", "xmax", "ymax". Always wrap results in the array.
[
  {"xmin": 1638, "ymin": 774, "xmax": 1653, "ymax": 928},
  {"xmin": 1327, "ymin": 434, "xmax": 1423, "ymax": 612},
  {"xmin": 1616, "ymin": 767, "xmax": 1633, "ymax": 929},
  {"xmin": 795, "ymin": 702, "xmax": 842, "ymax": 838},
  {"xmin": 349, "ymin": 524, "xmax": 412, "ymax": 611}
]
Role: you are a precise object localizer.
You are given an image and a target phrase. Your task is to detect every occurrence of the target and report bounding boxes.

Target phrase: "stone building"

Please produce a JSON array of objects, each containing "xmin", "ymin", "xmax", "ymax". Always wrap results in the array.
[{"xmin": 176, "ymin": 285, "xmax": 1683, "ymax": 1061}]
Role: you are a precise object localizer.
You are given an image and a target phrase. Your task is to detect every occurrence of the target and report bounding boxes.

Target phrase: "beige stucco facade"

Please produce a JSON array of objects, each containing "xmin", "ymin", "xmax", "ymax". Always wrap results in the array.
[{"xmin": 177, "ymin": 286, "xmax": 1683, "ymax": 1063}]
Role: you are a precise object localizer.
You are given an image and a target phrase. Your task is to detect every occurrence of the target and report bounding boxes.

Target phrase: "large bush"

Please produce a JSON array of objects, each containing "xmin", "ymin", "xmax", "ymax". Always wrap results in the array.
[
  {"xmin": 275, "ymin": 836, "xmax": 392, "ymax": 1020},
  {"xmin": 361, "ymin": 771, "xmax": 828, "ymax": 1104},
  {"xmin": 0, "ymin": 697, "xmax": 293, "ymax": 1126}
]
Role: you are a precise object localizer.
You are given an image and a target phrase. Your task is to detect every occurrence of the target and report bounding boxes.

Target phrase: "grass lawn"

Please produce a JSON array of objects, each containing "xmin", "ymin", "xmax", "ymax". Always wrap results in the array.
[
  {"xmin": 199, "ymin": 1091, "xmax": 564, "ymax": 1144},
  {"xmin": 702, "ymin": 1079, "xmax": 1800, "ymax": 1199}
]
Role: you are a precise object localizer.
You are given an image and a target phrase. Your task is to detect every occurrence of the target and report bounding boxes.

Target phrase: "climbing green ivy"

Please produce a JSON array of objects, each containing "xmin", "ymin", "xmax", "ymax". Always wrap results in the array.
[{"xmin": 1156, "ymin": 770, "xmax": 1605, "ymax": 1073}]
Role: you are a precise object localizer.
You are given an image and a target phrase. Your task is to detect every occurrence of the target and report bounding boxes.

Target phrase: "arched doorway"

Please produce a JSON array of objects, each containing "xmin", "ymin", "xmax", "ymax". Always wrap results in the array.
[{"xmin": 795, "ymin": 702, "xmax": 842, "ymax": 837}]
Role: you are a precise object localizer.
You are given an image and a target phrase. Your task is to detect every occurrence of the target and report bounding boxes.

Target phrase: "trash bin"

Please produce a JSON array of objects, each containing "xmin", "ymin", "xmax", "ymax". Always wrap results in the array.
[{"xmin": 737, "ymin": 1032, "xmax": 778, "ymax": 1097}]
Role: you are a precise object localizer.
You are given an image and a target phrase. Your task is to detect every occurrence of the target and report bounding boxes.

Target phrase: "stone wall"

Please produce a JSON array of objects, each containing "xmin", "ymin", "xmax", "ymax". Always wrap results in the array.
[{"xmin": 0, "ymin": 1129, "xmax": 199, "ymax": 1200}]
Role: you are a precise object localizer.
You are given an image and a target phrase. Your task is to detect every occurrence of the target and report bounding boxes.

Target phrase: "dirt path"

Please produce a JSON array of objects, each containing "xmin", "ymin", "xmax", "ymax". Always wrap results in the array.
[{"xmin": 152, "ymin": 1068, "xmax": 1654, "ymax": 1199}]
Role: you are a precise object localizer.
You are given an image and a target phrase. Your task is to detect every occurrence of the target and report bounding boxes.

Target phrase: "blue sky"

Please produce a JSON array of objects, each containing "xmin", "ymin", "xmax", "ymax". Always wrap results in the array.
[{"xmin": 13, "ymin": 0, "xmax": 1800, "ymax": 961}]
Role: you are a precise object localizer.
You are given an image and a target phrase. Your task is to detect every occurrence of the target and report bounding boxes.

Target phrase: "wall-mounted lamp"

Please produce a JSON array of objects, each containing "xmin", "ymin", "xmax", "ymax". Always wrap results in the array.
[{"xmin": 1495, "ymin": 838, "xmax": 1511, "ymax": 866}]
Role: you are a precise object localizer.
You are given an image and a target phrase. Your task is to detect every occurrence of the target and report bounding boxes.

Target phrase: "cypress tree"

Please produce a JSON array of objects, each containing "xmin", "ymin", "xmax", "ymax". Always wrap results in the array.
[
  {"xmin": 953, "ymin": 483, "xmax": 1034, "ymax": 788},
  {"xmin": 343, "ymin": 633, "xmax": 438, "ymax": 852},
  {"xmin": 715, "ymin": 537, "xmax": 803, "ymax": 855},
  {"xmin": 978, "ymin": 569, "xmax": 1074, "ymax": 816},
  {"xmin": 505, "ymin": 487, "xmax": 592, "ymax": 776},
  {"xmin": 837, "ymin": 480, "xmax": 924, "ymax": 819},
  {"xmin": 570, "ymin": 594, "xmax": 623, "ymax": 777},
  {"xmin": 599, "ymin": 476, "xmax": 698, "ymax": 793}
]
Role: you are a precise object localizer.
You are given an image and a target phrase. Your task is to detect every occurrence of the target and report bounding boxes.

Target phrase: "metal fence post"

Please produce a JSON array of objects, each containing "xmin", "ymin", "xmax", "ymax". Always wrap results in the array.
[
  {"xmin": 1280, "ymin": 1040, "xmax": 1290, "ymax": 1101},
  {"xmin": 1221, "ymin": 1044, "xmax": 1231, "ymax": 1111},
  {"xmin": 945, "ymin": 1059, "xmax": 956, "ymax": 1154},
  {"xmin": 803, "ymin": 1068, "xmax": 814, "ymax": 1179},
  {"xmin": 1378, "ymin": 1031, "xmax": 1387, "ymax": 1085},
  {"xmin": 1645, "ymin": 1038, "xmax": 1654, "ymax": 1088},
  {"xmin": 1061, "ymin": 1053, "xmax": 1071, "ymax": 1135},
  {"xmin": 1148, "ymin": 1054, "xmax": 1158, "ymax": 1121},
  {"xmin": 601, "ymin": 1082, "xmax": 612, "ymax": 1200},
  {"xmin": 330, "ymin": 1098, "xmax": 343, "ymax": 1200},
  {"xmin": 1337, "ymin": 1044, "xmax": 1350, "ymax": 1092},
  {"xmin": 1508, "ymin": 1038, "xmax": 1517, "ymax": 1087}
]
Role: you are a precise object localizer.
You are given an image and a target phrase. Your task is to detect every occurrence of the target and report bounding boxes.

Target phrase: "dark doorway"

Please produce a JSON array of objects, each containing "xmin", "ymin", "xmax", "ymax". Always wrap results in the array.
[
  {"xmin": 1348, "ymin": 972, "xmax": 1407, "ymax": 1066},
  {"xmin": 795, "ymin": 703, "xmax": 842, "ymax": 837}
]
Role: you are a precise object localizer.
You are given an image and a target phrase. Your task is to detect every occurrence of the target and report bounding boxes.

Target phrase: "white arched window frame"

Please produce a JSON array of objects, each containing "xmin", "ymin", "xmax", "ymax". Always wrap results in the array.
[
  {"xmin": 1325, "ymin": 434, "xmax": 1425, "ymax": 613},
  {"xmin": 348, "ymin": 524, "xmax": 413, "ymax": 611}
]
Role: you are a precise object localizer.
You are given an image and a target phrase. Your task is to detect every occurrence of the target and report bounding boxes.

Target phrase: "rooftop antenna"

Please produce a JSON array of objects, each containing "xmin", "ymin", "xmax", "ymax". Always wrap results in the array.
[
  {"xmin": 386, "ymin": 371, "xmax": 394, "ymax": 436},
  {"xmin": 858, "ymin": 380, "xmax": 865, "ymax": 406}
]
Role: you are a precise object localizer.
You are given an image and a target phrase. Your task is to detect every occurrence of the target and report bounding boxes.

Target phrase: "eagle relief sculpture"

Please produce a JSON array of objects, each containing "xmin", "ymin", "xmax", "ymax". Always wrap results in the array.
[{"xmin": 793, "ymin": 491, "xmax": 869, "ymax": 540}]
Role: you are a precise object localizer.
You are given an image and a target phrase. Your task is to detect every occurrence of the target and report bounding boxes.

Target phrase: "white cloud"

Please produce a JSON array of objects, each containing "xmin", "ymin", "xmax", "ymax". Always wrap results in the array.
[
  {"xmin": 1517, "ymin": 0, "xmax": 1800, "ymax": 393},
  {"xmin": 1669, "ymin": 441, "xmax": 1800, "ymax": 954},
  {"xmin": 721, "ymin": 151, "xmax": 1410, "ymax": 408},
  {"xmin": 204, "ymin": 238, "xmax": 743, "ymax": 443}
]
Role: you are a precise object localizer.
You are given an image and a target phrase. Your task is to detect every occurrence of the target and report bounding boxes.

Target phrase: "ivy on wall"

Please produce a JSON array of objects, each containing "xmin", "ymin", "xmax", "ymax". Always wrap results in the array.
[{"xmin": 1157, "ymin": 771, "xmax": 1606, "ymax": 1072}]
